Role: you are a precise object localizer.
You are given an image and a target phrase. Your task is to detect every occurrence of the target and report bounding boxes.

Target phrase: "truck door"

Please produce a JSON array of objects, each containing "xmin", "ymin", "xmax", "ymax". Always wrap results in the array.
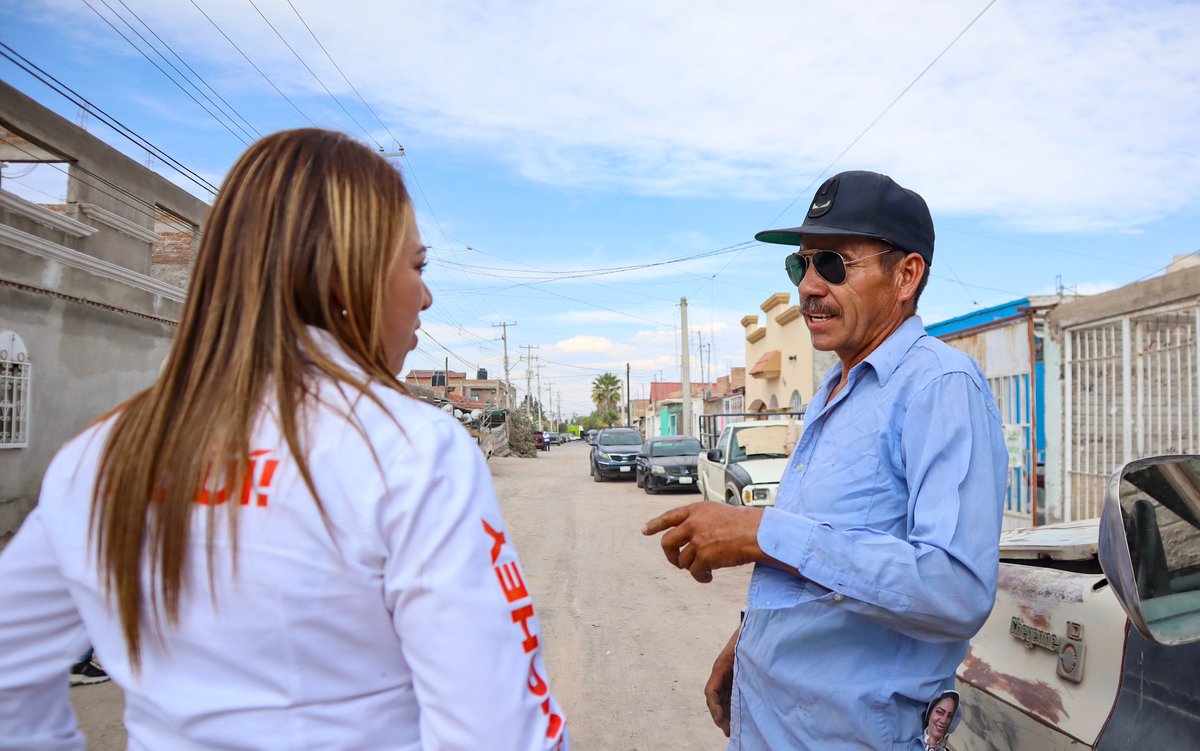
[{"xmin": 705, "ymin": 427, "xmax": 731, "ymax": 500}]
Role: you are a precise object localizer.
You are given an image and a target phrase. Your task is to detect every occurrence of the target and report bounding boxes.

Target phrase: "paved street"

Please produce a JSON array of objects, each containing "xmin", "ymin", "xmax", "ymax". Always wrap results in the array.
[{"xmin": 72, "ymin": 440, "xmax": 749, "ymax": 749}]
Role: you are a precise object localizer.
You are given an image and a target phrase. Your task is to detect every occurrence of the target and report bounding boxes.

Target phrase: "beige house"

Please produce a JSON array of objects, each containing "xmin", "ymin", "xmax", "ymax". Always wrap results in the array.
[{"xmin": 741, "ymin": 292, "xmax": 817, "ymax": 414}]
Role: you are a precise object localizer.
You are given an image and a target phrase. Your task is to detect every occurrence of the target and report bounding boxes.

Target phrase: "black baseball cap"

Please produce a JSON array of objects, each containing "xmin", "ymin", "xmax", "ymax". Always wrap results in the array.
[{"xmin": 755, "ymin": 170, "xmax": 935, "ymax": 266}]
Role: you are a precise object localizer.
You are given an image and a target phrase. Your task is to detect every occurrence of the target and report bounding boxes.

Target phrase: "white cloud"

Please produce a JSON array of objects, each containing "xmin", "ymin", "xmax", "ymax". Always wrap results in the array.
[
  {"xmin": 552, "ymin": 335, "xmax": 614, "ymax": 354},
  {"xmin": 59, "ymin": 0, "xmax": 1200, "ymax": 234}
]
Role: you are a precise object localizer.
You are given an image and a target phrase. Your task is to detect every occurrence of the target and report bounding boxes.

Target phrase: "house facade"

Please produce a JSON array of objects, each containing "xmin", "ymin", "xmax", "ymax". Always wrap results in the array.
[
  {"xmin": 741, "ymin": 292, "xmax": 816, "ymax": 415},
  {"xmin": 927, "ymin": 297, "xmax": 1059, "ymax": 530},
  {"xmin": 404, "ymin": 368, "xmax": 516, "ymax": 409},
  {"xmin": 0, "ymin": 81, "xmax": 209, "ymax": 537}
]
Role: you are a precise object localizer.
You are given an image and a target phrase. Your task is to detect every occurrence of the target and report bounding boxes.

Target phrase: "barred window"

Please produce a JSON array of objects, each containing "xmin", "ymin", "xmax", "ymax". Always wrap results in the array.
[{"xmin": 0, "ymin": 330, "xmax": 30, "ymax": 449}]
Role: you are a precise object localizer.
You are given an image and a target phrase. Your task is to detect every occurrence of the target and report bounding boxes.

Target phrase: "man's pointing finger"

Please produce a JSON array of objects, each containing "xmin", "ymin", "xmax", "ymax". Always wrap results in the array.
[{"xmin": 641, "ymin": 506, "xmax": 690, "ymax": 536}]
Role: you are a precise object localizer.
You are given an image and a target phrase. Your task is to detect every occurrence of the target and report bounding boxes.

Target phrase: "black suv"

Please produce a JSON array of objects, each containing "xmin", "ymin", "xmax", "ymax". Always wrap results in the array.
[
  {"xmin": 635, "ymin": 435, "xmax": 702, "ymax": 494},
  {"xmin": 590, "ymin": 428, "xmax": 643, "ymax": 481}
]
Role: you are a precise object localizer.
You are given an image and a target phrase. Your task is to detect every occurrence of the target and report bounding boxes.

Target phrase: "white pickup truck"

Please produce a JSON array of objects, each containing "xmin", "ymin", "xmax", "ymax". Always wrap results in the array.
[
  {"xmin": 696, "ymin": 420, "xmax": 791, "ymax": 507},
  {"xmin": 949, "ymin": 454, "xmax": 1200, "ymax": 750}
]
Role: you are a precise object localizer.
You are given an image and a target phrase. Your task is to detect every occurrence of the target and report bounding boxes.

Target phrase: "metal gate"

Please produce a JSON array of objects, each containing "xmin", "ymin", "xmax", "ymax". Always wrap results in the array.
[
  {"xmin": 1063, "ymin": 303, "xmax": 1200, "ymax": 520},
  {"xmin": 989, "ymin": 372, "xmax": 1035, "ymax": 528}
]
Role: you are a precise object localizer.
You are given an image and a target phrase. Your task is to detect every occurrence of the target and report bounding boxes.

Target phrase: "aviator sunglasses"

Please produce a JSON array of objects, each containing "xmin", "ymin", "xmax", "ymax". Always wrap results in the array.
[{"xmin": 784, "ymin": 246, "xmax": 896, "ymax": 286}]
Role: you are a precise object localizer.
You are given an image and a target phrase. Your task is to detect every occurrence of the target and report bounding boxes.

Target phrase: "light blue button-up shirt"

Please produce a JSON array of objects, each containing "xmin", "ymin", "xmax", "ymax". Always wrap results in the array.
[{"xmin": 731, "ymin": 315, "xmax": 1006, "ymax": 750}]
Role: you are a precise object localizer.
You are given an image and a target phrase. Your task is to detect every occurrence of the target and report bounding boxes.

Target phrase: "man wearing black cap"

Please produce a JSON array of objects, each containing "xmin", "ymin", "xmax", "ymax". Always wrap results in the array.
[{"xmin": 644, "ymin": 171, "xmax": 1006, "ymax": 749}]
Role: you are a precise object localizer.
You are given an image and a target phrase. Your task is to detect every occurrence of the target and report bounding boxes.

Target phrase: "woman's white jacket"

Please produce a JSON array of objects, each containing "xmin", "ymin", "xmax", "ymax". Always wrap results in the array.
[{"xmin": 0, "ymin": 333, "xmax": 567, "ymax": 750}]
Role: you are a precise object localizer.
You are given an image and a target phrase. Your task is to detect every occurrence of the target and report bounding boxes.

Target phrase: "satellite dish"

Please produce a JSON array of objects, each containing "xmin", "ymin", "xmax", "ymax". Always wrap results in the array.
[
  {"xmin": 454, "ymin": 409, "xmax": 465, "ymax": 418},
  {"xmin": 441, "ymin": 404, "xmax": 454, "ymax": 413},
  {"xmin": 470, "ymin": 409, "xmax": 484, "ymax": 420}
]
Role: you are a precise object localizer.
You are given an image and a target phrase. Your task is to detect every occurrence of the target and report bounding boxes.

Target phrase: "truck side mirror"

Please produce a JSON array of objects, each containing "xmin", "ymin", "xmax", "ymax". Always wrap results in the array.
[
  {"xmin": 706, "ymin": 448, "xmax": 723, "ymax": 463},
  {"xmin": 1099, "ymin": 455, "xmax": 1200, "ymax": 646}
]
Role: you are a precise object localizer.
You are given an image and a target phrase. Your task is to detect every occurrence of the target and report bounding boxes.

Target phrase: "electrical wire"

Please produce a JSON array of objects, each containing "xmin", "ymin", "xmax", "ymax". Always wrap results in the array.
[
  {"xmin": 187, "ymin": 0, "xmax": 317, "ymax": 126},
  {"xmin": 80, "ymin": 0, "xmax": 254, "ymax": 146},
  {"xmin": 0, "ymin": 42, "xmax": 219, "ymax": 195},
  {"xmin": 695, "ymin": 0, "xmax": 999, "ymax": 297},
  {"xmin": 243, "ymin": 0, "xmax": 378, "ymax": 146},
  {"xmin": 113, "ymin": 0, "xmax": 262, "ymax": 139},
  {"xmin": 3, "ymin": 134, "xmax": 204, "ymax": 240},
  {"xmin": 282, "ymin": 0, "xmax": 402, "ymax": 149}
]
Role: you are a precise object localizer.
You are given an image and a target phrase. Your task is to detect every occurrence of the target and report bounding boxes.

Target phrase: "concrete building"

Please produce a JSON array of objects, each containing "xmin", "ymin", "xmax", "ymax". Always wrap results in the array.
[
  {"xmin": 741, "ymin": 292, "xmax": 817, "ymax": 415},
  {"xmin": 403, "ymin": 368, "xmax": 516, "ymax": 409},
  {"xmin": 0, "ymin": 81, "xmax": 208, "ymax": 536},
  {"xmin": 645, "ymin": 381, "xmax": 716, "ymax": 437}
]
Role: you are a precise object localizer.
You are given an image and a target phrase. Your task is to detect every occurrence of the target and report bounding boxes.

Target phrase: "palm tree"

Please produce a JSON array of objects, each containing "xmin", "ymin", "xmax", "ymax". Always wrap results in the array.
[{"xmin": 591, "ymin": 372, "xmax": 622, "ymax": 415}]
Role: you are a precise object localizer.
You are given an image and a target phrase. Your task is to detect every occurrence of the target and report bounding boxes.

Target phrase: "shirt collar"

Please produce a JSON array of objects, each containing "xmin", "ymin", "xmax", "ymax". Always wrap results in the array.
[{"xmin": 859, "ymin": 314, "xmax": 926, "ymax": 387}]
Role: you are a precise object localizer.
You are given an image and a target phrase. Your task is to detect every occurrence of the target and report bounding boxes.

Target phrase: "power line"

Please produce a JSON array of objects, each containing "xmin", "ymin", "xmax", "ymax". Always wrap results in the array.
[
  {"xmin": 0, "ymin": 42, "xmax": 219, "ymax": 195},
  {"xmin": 420, "ymin": 328, "xmax": 480, "ymax": 372},
  {"xmin": 765, "ymin": 0, "xmax": 999, "ymax": 229},
  {"xmin": 243, "ymin": 0, "xmax": 378, "ymax": 146},
  {"xmin": 186, "ymin": 0, "xmax": 317, "ymax": 126},
  {"xmin": 697, "ymin": 0, "xmax": 999, "ymax": 296},
  {"xmin": 3, "ymin": 139, "xmax": 203, "ymax": 240},
  {"xmin": 282, "ymin": 0, "xmax": 402, "ymax": 150},
  {"xmin": 79, "ymin": 0, "xmax": 253, "ymax": 146},
  {"xmin": 112, "ymin": 0, "xmax": 262, "ymax": 139},
  {"xmin": 1133, "ymin": 249, "xmax": 1199, "ymax": 283},
  {"xmin": 429, "ymin": 240, "xmax": 756, "ymax": 280},
  {"xmin": 271, "ymin": 0, "xmax": 501, "ymax": 327}
]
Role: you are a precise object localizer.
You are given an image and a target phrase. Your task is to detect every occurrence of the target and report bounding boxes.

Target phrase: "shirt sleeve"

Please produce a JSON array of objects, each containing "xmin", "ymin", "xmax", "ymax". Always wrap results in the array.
[
  {"xmin": 756, "ymin": 371, "xmax": 1007, "ymax": 642},
  {"xmin": 0, "ymin": 505, "xmax": 90, "ymax": 751},
  {"xmin": 377, "ymin": 418, "xmax": 567, "ymax": 751}
]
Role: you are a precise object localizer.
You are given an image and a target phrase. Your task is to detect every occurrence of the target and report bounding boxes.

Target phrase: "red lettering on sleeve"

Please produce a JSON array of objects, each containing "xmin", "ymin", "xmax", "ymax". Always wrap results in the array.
[
  {"xmin": 481, "ymin": 519, "xmax": 506, "ymax": 564},
  {"xmin": 494, "ymin": 561, "xmax": 530, "ymax": 603},
  {"xmin": 545, "ymin": 711, "xmax": 564, "ymax": 739},
  {"xmin": 528, "ymin": 662, "xmax": 548, "ymax": 697},
  {"xmin": 511, "ymin": 604, "xmax": 539, "ymax": 654}
]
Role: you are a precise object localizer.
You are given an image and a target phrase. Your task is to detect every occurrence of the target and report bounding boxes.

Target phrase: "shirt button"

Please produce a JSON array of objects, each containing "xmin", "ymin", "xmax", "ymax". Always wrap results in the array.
[{"xmin": 833, "ymin": 593, "xmax": 844, "ymax": 602}]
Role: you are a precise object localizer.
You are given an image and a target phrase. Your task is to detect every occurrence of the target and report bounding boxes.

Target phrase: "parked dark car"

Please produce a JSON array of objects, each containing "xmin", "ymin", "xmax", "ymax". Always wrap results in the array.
[
  {"xmin": 589, "ymin": 428, "xmax": 643, "ymax": 481},
  {"xmin": 585, "ymin": 429, "xmax": 599, "ymax": 445},
  {"xmin": 635, "ymin": 435, "xmax": 703, "ymax": 494},
  {"xmin": 532, "ymin": 431, "xmax": 549, "ymax": 451}
]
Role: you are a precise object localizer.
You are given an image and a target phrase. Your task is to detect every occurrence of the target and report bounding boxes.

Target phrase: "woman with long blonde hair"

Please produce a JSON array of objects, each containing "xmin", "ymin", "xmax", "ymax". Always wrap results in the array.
[{"xmin": 0, "ymin": 129, "xmax": 566, "ymax": 750}]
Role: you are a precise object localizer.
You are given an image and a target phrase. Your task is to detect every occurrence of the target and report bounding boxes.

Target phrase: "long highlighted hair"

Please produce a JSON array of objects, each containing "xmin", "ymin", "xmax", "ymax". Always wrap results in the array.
[{"xmin": 91, "ymin": 129, "xmax": 414, "ymax": 668}]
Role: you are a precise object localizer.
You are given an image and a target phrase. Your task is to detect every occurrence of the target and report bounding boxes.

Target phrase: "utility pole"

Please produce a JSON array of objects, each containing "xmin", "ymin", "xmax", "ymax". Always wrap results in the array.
[
  {"xmin": 522, "ymin": 345, "xmax": 538, "ymax": 420},
  {"xmin": 680, "ymin": 298, "xmax": 692, "ymax": 436},
  {"xmin": 492, "ymin": 321, "xmax": 516, "ymax": 410},
  {"xmin": 444, "ymin": 356, "xmax": 450, "ymax": 401},
  {"xmin": 557, "ymin": 391, "xmax": 562, "ymax": 431},
  {"xmin": 626, "ymin": 362, "xmax": 631, "ymax": 428},
  {"xmin": 535, "ymin": 359, "xmax": 544, "ymax": 432}
]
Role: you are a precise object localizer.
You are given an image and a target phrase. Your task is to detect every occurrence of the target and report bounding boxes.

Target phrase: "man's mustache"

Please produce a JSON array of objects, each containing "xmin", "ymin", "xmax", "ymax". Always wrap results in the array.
[{"xmin": 801, "ymin": 297, "xmax": 840, "ymax": 317}]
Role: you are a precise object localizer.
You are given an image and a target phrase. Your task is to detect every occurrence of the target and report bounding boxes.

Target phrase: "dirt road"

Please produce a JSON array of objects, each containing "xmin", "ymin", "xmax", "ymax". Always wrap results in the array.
[
  {"xmin": 493, "ymin": 442, "xmax": 750, "ymax": 749},
  {"xmin": 73, "ymin": 441, "xmax": 749, "ymax": 749}
]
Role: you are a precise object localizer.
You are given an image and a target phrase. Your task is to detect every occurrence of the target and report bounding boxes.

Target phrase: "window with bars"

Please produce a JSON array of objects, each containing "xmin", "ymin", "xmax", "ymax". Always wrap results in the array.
[{"xmin": 0, "ymin": 330, "xmax": 31, "ymax": 449}]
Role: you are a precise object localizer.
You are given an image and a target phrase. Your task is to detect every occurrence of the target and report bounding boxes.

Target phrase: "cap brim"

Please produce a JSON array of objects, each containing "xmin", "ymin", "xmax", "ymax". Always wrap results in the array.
[{"xmin": 755, "ymin": 225, "xmax": 886, "ymax": 247}]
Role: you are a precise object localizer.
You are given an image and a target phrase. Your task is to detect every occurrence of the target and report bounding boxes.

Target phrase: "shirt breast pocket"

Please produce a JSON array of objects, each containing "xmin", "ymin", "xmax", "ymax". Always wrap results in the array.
[{"xmin": 801, "ymin": 417, "xmax": 886, "ymax": 522}]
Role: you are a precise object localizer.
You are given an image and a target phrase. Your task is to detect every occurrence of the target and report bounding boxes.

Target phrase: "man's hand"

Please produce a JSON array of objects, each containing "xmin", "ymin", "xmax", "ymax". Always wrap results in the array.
[
  {"xmin": 641, "ymin": 503, "xmax": 765, "ymax": 582},
  {"xmin": 705, "ymin": 625, "xmax": 740, "ymax": 737}
]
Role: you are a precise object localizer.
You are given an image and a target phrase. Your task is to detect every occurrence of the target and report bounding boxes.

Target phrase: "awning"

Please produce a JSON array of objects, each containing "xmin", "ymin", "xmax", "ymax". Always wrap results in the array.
[{"xmin": 749, "ymin": 349, "xmax": 781, "ymax": 378}]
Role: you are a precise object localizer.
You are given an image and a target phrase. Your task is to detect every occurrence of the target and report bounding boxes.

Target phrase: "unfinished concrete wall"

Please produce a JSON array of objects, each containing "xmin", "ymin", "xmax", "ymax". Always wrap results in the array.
[{"xmin": 0, "ymin": 81, "xmax": 208, "ymax": 536}]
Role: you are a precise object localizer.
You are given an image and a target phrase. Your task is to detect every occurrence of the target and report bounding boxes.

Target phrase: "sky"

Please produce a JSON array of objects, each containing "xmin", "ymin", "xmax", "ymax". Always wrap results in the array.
[{"xmin": 2, "ymin": 0, "xmax": 1198, "ymax": 418}]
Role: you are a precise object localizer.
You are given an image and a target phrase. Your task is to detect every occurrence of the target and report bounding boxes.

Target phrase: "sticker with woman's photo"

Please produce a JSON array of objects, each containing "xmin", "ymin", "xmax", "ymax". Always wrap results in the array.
[{"xmin": 920, "ymin": 690, "xmax": 959, "ymax": 750}]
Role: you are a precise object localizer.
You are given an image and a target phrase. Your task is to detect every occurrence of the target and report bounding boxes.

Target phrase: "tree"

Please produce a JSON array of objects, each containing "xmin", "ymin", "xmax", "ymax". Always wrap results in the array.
[{"xmin": 591, "ymin": 372, "xmax": 622, "ymax": 416}]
